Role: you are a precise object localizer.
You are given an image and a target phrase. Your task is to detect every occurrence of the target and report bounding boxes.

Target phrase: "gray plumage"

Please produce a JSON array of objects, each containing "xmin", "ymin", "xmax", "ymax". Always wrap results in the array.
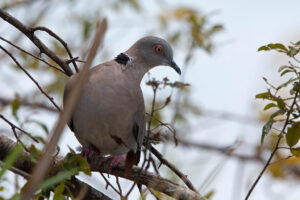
[{"xmin": 64, "ymin": 36, "xmax": 180, "ymax": 163}]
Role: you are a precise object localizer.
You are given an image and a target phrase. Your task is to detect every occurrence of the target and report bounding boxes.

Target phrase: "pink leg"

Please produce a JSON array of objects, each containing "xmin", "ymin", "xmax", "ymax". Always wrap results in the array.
[
  {"xmin": 104, "ymin": 154, "xmax": 126, "ymax": 171},
  {"xmin": 81, "ymin": 149, "xmax": 98, "ymax": 159}
]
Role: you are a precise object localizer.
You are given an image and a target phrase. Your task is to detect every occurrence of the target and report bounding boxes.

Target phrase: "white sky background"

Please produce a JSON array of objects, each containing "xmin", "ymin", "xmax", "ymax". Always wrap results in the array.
[{"xmin": 0, "ymin": 0, "xmax": 300, "ymax": 199}]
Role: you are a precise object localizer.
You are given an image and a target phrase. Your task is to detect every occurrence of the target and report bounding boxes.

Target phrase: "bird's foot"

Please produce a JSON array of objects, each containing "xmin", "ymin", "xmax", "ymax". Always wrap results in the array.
[
  {"xmin": 81, "ymin": 149, "xmax": 98, "ymax": 159},
  {"xmin": 104, "ymin": 155, "xmax": 126, "ymax": 172}
]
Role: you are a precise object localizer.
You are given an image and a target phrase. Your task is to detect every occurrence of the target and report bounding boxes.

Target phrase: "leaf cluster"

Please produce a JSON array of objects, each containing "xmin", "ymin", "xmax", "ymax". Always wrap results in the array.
[{"xmin": 256, "ymin": 41, "xmax": 300, "ymax": 157}]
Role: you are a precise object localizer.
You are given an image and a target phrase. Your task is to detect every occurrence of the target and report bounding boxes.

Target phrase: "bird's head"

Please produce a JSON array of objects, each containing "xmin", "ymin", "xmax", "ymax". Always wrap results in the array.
[{"xmin": 126, "ymin": 36, "xmax": 181, "ymax": 75}]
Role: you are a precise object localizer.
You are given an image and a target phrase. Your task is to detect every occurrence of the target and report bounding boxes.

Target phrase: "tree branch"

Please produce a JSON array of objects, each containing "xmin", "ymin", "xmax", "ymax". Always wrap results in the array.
[
  {"xmin": 0, "ymin": 96, "xmax": 58, "ymax": 113},
  {"xmin": 149, "ymin": 145, "xmax": 199, "ymax": 193},
  {"xmin": 0, "ymin": 135, "xmax": 112, "ymax": 200},
  {"xmin": 0, "ymin": 8, "xmax": 73, "ymax": 76},
  {"xmin": 32, "ymin": 26, "xmax": 79, "ymax": 73},
  {"xmin": 0, "ymin": 45, "xmax": 61, "ymax": 112},
  {"xmin": 0, "ymin": 36, "xmax": 66, "ymax": 74},
  {"xmin": 0, "ymin": 135, "xmax": 207, "ymax": 200},
  {"xmin": 245, "ymin": 91, "xmax": 299, "ymax": 200}
]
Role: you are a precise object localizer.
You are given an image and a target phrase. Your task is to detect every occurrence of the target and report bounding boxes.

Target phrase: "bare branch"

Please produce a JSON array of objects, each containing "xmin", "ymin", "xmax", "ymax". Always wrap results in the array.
[
  {"xmin": 0, "ymin": 45, "xmax": 61, "ymax": 111},
  {"xmin": 0, "ymin": 114, "xmax": 39, "ymax": 143},
  {"xmin": 1, "ymin": 0, "xmax": 36, "ymax": 10},
  {"xmin": 0, "ymin": 96, "xmax": 57, "ymax": 113},
  {"xmin": 0, "ymin": 8, "xmax": 73, "ymax": 76},
  {"xmin": 149, "ymin": 145, "xmax": 199, "ymax": 193},
  {"xmin": 32, "ymin": 26, "xmax": 79, "ymax": 73},
  {"xmin": 0, "ymin": 36, "xmax": 66, "ymax": 74},
  {"xmin": 176, "ymin": 138, "xmax": 263, "ymax": 162},
  {"xmin": 88, "ymin": 154, "xmax": 206, "ymax": 200}
]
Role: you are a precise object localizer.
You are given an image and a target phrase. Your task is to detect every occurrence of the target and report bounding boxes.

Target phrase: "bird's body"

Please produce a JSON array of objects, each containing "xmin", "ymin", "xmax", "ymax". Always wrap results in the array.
[
  {"xmin": 64, "ymin": 60, "xmax": 145, "ymax": 156},
  {"xmin": 64, "ymin": 36, "xmax": 180, "ymax": 166}
]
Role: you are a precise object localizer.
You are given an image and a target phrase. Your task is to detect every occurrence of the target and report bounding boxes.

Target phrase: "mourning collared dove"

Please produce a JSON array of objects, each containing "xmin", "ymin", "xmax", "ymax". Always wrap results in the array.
[{"xmin": 64, "ymin": 36, "xmax": 180, "ymax": 167}]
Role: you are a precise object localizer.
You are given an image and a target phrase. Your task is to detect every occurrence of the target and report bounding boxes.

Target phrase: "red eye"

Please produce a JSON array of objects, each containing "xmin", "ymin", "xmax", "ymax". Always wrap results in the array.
[{"xmin": 153, "ymin": 44, "xmax": 164, "ymax": 54}]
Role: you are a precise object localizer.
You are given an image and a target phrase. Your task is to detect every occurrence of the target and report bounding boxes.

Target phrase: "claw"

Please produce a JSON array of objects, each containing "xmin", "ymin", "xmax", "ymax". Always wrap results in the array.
[{"xmin": 104, "ymin": 155, "xmax": 126, "ymax": 172}]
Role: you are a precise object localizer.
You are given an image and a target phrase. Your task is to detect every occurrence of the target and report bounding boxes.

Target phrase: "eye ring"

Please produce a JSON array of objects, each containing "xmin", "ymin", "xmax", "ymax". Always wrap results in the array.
[{"xmin": 153, "ymin": 44, "xmax": 164, "ymax": 54}]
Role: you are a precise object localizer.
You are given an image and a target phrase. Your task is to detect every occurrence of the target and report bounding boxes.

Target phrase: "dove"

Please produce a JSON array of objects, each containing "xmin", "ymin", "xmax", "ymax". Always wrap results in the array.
[{"xmin": 64, "ymin": 36, "xmax": 180, "ymax": 169}]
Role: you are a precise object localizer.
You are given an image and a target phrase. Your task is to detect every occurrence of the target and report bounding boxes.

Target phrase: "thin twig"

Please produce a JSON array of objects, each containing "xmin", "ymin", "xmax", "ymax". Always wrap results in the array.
[
  {"xmin": 0, "ymin": 45, "xmax": 61, "ymax": 112},
  {"xmin": 32, "ymin": 26, "xmax": 79, "ymax": 73},
  {"xmin": 99, "ymin": 172, "xmax": 122, "ymax": 196},
  {"xmin": 0, "ymin": 36, "xmax": 66, "ymax": 74},
  {"xmin": 171, "ymin": 43, "xmax": 194, "ymax": 124},
  {"xmin": 0, "ymin": 96, "xmax": 58, "ymax": 113},
  {"xmin": 0, "ymin": 160, "xmax": 31, "ymax": 179},
  {"xmin": 115, "ymin": 176, "xmax": 123, "ymax": 196},
  {"xmin": 124, "ymin": 83, "xmax": 160, "ymax": 199},
  {"xmin": 244, "ymin": 91, "xmax": 299, "ymax": 200},
  {"xmin": 0, "ymin": 9, "xmax": 73, "ymax": 76},
  {"xmin": 149, "ymin": 145, "xmax": 199, "ymax": 194},
  {"xmin": 176, "ymin": 138, "xmax": 263, "ymax": 162},
  {"xmin": 269, "ymin": 155, "xmax": 293, "ymax": 165},
  {"xmin": 0, "ymin": 114, "xmax": 39, "ymax": 143},
  {"xmin": 1, "ymin": 0, "xmax": 35, "ymax": 10}
]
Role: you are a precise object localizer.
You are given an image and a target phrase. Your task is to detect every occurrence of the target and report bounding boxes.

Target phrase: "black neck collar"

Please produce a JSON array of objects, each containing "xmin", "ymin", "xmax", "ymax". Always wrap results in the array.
[{"xmin": 114, "ymin": 53, "xmax": 130, "ymax": 65}]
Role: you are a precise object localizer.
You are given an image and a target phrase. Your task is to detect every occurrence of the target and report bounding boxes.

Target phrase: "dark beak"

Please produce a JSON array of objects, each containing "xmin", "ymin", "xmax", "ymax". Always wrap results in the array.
[{"xmin": 169, "ymin": 60, "xmax": 181, "ymax": 75}]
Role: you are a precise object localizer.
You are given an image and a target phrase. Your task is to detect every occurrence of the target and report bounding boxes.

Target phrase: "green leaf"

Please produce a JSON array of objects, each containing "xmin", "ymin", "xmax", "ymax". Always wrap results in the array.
[
  {"xmin": 11, "ymin": 94, "xmax": 20, "ymax": 120},
  {"xmin": 255, "ymin": 92, "xmax": 270, "ymax": 99},
  {"xmin": 0, "ymin": 144, "xmax": 22, "ymax": 180},
  {"xmin": 74, "ymin": 156, "xmax": 90, "ymax": 175},
  {"xmin": 8, "ymin": 194, "xmax": 20, "ymax": 200},
  {"xmin": 261, "ymin": 119, "xmax": 274, "ymax": 144},
  {"xmin": 258, "ymin": 45, "xmax": 270, "ymax": 51},
  {"xmin": 262, "ymin": 77, "xmax": 268, "ymax": 82},
  {"xmin": 53, "ymin": 181, "xmax": 65, "ymax": 200},
  {"xmin": 278, "ymin": 65, "xmax": 291, "ymax": 72},
  {"xmin": 40, "ymin": 168, "xmax": 78, "ymax": 190},
  {"xmin": 291, "ymin": 147, "xmax": 300, "ymax": 157},
  {"xmin": 30, "ymin": 120, "xmax": 49, "ymax": 135},
  {"xmin": 264, "ymin": 103, "xmax": 277, "ymax": 111},
  {"xmin": 261, "ymin": 110, "xmax": 285, "ymax": 144},
  {"xmin": 280, "ymin": 69, "xmax": 293, "ymax": 77},
  {"xmin": 276, "ymin": 99, "xmax": 285, "ymax": 110},
  {"xmin": 287, "ymin": 46, "xmax": 300, "ymax": 57},
  {"xmin": 277, "ymin": 77, "xmax": 298, "ymax": 90},
  {"xmin": 267, "ymin": 43, "xmax": 288, "ymax": 51},
  {"xmin": 293, "ymin": 82, "xmax": 300, "ymax": 92},
  {"xmin": 255, "ymin": 92, "xmax": 269, "ymax": 98},
  {"xmin": 204, "ymin": 190, "xmax": 215, "ymax": 199},
  {"xmin": 286, "ymin": 124, "xmax": 300, "ymax": 147},
  {"xmin": 63, "ymin": 153, "xmax": 90, "ymax": 175},
  {"xmin": 29, "ymin": 145, "xmax": 41, "ymax": 162},
  {"xmin": 280, "ymin": 69, "xmax": 293, "ymax": 76}
]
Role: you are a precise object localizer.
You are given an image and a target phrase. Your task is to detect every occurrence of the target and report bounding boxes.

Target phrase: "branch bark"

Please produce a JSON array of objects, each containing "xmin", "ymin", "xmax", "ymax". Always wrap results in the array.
[{"xmin": 0, "ymin": 96, "xmax": 57, "ymax": 113}]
